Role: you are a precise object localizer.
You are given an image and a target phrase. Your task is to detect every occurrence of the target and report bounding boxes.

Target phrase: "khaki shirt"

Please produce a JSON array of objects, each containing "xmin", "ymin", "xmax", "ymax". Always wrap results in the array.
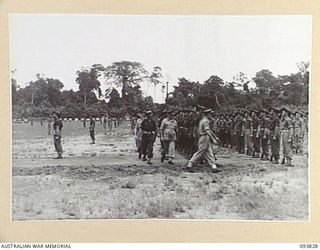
[
  {"xmin": 198, "ymin": 117, "xmax": 211, "ymax": 136},
  {"xmin": 160, "ymin": 118, "xmax": 177, "ymax": 141}
]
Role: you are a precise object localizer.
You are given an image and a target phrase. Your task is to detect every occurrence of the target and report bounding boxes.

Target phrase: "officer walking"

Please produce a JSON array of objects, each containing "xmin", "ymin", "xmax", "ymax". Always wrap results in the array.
[
  {"xmin": 160, "ymin": 110, "xmax": 178, "ymax": 164},
  {"xmin": 187, "ymin": 109, "xmax": 220, "ymax": 171},
  {"xmin": 141, "ymin": 110, "xmax": 157, "ymax": 164}
]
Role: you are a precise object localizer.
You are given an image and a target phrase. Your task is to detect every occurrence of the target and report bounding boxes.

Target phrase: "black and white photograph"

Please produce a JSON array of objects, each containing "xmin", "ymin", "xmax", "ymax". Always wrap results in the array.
[{"xmin": 10, "ymin": 14, "xmax": 311, "ymax": 221}]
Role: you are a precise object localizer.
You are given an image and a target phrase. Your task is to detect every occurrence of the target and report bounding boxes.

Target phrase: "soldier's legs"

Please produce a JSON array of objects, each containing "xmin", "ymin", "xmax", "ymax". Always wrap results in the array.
[
  {"xmin": 146, "ymin": 137, "xmax": 154, "ymax": 160},
  {"xmin": 90, "ymin": 130, "xmax": 95, "ymax": 143},
  {"xmin": 141, "ymin": 135, "xmax": 148, "ymax": 159},
  {"xmin": 161, "ymin": 140, "xmax": 169, "ymax": 161},
  {"xmin": 103, "ymin": 125, "xmax": 107, "ymax": 135},
  {"xmin": 203, "ymin": 142, "xmax": 216, "ymax": 166},
  {"xmin": 239, "ymin": 135, "xmax": 245, "ymax": 153},
  {"xmin": 168, "ymin": 140, "xmax": 175, "ymax": 159},
  {"xmin": 282, "ymin": 130, "xmax": 293, "ymax": 165},
  {"xmin": 270, "ymin": 132, "xmax": 280, "ymax": 162},
  {"xmin": 252, "ymin": 132, "xmax": 260, "ymax": 157},
  {"xmin": 245, "ymin": 129, "xmax": 253, "ymax": 154},
  {"xmin": 261, "ymin": 134, "xmax": 269, "ymax": 159},
  {"xmin": 189, "ymin": 137, "xmax": 209, "ymax": 165},
  {"xmin": 54, "ymin": 138, "xmax": 63, "ymax": 157}
]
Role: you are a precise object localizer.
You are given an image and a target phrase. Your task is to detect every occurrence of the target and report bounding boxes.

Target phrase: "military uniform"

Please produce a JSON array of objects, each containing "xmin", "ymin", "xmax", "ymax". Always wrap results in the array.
[
  {"xmin": 244, "ymin": 114, "xmax": 253, "ymax": 155},
  {"xmin": 293, "ymin": 113, "xmax": 304, "ymax": 155},
  {"xmin": 281, "ymin": 111, "xmax": 294, "ymax": 166},
  {"xmin": 52, "ymin": 113, "xmax": 63, "ymax": 159},
  {"xmin": 135, "ymin": 116, "xmax": 144, "ymax": 159},
  {"xmin": 270, "ymin": 111, "xmax": 280, "ymax": 163},
  {"xmin": 188, "ymin": 111, "xmax": 218, "ymax": 169},
  {"xmin": 141, "ymin": 113, "xmax": 157, "ymax": 163},
  {"xmin": 252, "ymin": 112, "xmax": 261, "ymax": 158},
  {"xmin": 160, "ymin": 115, "xmax": 178, "ymax": 164},
  {"xmin": 260, "ymin": 114, "xmax": 271, "ymax": 160},
  {"xmin": 89, "ymin": 117, "xmax": 95, "ymax": 144}
]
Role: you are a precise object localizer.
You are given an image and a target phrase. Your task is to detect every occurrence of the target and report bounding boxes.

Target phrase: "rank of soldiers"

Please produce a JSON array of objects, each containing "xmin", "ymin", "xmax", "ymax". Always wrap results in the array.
[{"xmin": 175, "ymin": 106, "xmax": 306, "ymax": 167}]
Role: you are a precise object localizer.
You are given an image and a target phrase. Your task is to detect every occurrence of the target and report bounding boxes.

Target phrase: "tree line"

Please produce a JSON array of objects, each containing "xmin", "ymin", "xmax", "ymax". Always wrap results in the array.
[
  {"xmin": 166, "ymin": 62, "xmax": 309, "ymax": 113},
  {"xmin": 11, "ymin": 61, "xmax": 309, "ymax": 119}
]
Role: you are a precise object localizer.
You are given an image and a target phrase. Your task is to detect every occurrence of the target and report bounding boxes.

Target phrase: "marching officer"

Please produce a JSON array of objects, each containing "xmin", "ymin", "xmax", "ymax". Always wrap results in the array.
[
  {"xmin": 141, "ymin": 110, "xmax": 157, "ymax": 164},
  {"xmin": 187, "ymin": 109, "xmax": 220, "ymax": 171},
  {"xmin": 160, "ymin": 110, "xmax": 178, "ymax": 164}
]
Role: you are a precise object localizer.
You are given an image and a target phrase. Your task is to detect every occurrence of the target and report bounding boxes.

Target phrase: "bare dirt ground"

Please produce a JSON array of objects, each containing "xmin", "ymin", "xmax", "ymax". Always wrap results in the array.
[{"xmin": 12, "ymin": 122, "xmax": 309, "ymax": 221}]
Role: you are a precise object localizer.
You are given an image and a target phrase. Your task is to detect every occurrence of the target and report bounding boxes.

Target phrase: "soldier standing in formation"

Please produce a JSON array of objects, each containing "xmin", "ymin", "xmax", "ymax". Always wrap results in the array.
[
  {"xmin": 269, "ymin": 107, "xmax": 281, "ymax": 164},
  {"xmin": 135, "ymin": 113, "xmax": 144, "ymax": 159},
  {"xmin": 158, "ymin": 110, "xmax": 168, "ymax": 156},
  {"xmin": 280, "ymin": 107, "xmax": 294, "ymax": 166},
  {"xmin": 260, "ymin": 109, "xmax": 270, "ymax": 161},
  {"xmin": 103, "ymin": 115, "xmax": 108, "ymax": 135},
  {"xmin": 293, "ymin": 111, "xmax": 304, "ymax": 155},
  {"xmin": 251, "ymin": 110, "xmax": 261, "ymax": 158},
  {"xmin": 52, "ymin": 111, "xmax": 63, "ymax": 159},
  {"xmin": 244, "ymin": 111, "xmax": 253, "ymax": 155},
  {"xmin": 89, "ymin": 116, "xmax": 95, "ymax": 144}
]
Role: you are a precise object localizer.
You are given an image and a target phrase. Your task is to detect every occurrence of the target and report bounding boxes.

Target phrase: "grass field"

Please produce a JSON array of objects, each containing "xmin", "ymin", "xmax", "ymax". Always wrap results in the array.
[{"xmin": 12, "ymin": 121, "xmax": 309, "ymax": 221}]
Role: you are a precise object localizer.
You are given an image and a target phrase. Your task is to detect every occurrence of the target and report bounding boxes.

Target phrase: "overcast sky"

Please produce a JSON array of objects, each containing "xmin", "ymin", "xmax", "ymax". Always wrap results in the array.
[{"xmin": 9, "ymin": 14, "xmax": 312, "ymax": 103}]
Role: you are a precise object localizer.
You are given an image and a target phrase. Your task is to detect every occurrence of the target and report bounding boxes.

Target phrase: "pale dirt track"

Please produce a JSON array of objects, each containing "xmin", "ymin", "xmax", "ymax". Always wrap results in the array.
[{"xmin": 12, "ymin": 121, "xmax": 309, "ymax": 221}]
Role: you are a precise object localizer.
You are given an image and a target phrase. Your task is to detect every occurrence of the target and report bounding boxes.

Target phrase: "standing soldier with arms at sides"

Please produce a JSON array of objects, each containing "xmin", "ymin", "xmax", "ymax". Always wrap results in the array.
[
  {"xmin": 185, "ymin": 111, "xmax": 195, "ymax": 156},
  {"xmin": 293, "ymin": 111, "xmax": 304, "ymax": 155},
  {"xmin": 219, "ymin": 115, "xmax": 226, "ymax": 147},
  {"xmin": 89, "ymin": 116, "xmax": 95, "ymax": 144},
  {"xmin": 158, "ymin": 110, "xmax": 168, "ymax": 155},
  {"xmin": 108, "ymin": 116, "xmax": 112, "ymax": 131},
  {"xmin": 187, "ymin": 109, "xmax": 220, "ymax": 171},
  {"xmin": 141, "ymin": 111, "xmax": 157, "ymax": 165},
  {"xmin": 244, "ymin": 110, "xmax": 253, "ymax": 155},
  {"xmin": 225, "ymin": 114, "xmax": 232, "ymax": 148},
  {"xmin": 130, "ymin": 116, "xmax": 136, "ymax": 135},
  {"xmin": 160, "ymin": 110, "xmax": 178, "ymax": 164},
  {"xmin": 103, "ymin": 114, "xmax": 108, "ymax": 135},
  {"xmin": 135, "ymin": 113, "xmax": 144, "ymax": 159},
  {"xmin": 280, "ymin": 107, "xmax": 294, "ymax": 166},
  {"xmin": 269, "ymin": 108, "xmax": 281, "ymax": 164},
  {"xmin": 47, "ymin": 115, "xmax": 53, "ymax": 136},
  {"xmin": 233, "ymin": 112, "xmax": 241, "ymax": 153},
  {"xmin": 260, "ymin": 109, "xmax": 271, "ymax": 161},
  {"xmin": 239, "ymin": 112, "xmax": 246, "ymax": 154},
  {"xmin": 251, "ymin": 110, "xmax": 261, "ymax": 158},
  {"xmin": 52, "ymin": 111, "xmax": 63, "ymax": 159}
]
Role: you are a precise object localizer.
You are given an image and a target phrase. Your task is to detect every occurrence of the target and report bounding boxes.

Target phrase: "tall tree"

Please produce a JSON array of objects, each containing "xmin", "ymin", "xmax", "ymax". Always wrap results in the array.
[
  {"xmin": 104, "ymin": 61, "xmax": 148, "ymax": 100},
  {"xmin": 233, "ymin": 72, "xmax": 250, "ymax": 92},
  {"xmin": 11, "ymin": 69, "xmax": 18, "ymax": 105},
  {"xmin": 107, "ymin": 88, "xmax": 121, "ymax": 108},
  {"xmin": 252, "ymin": 69, "xmax": 280, "ymax": 96},
  {"xmin": 76, "ymin": 64, "xmax": 103, "ymax": 108},
  {"xmin": 149, "ymin": 66, "xmax": 163, "ymax": 100}
]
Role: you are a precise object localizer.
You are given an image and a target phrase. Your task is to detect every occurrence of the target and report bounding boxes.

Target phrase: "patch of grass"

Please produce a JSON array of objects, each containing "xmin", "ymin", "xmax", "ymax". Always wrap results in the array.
[
  {"xmin": 145, "ymin": 196, "xmax": 187, "ymax": 218},
  {"xmin": 121, "ymin": 180, "xmax": 136, "ymax": 189}
]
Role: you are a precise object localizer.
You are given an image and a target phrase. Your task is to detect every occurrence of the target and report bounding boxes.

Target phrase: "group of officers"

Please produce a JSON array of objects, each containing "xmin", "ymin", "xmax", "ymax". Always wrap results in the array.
[{"xmin": 133, "ymin": 106, "xmax": 307, "ymax": 170}]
